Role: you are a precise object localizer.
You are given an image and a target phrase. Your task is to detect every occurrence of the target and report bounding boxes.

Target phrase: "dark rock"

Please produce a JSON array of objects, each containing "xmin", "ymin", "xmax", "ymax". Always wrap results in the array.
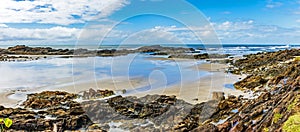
[
  {"xmin": 82, "ymin": 89, "xmax": 115, "ymax": 100},
  {"xmin": 212, "ymin": 92, "xmax": 225, "ymax": 101}
]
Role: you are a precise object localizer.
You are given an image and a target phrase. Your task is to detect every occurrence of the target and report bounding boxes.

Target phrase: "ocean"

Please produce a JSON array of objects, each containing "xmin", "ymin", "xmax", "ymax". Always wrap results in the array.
[{"xmin": 0, "ymin": 44, "xmax": 297, "ymax": 55}]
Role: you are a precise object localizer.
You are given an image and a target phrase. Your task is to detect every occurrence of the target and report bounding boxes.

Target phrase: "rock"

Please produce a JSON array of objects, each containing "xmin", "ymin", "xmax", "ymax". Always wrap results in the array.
[
  {"xmin": 168, "ymin": 53, "xmax": 230, "ymax": 60},
  {"xmin": 0, "ymin": 91, "xmax": 98, "ymax": 131},
  {"xmin": 234, "ymin": 75, "xmax": 268, "ymax": 90},
  {"xmin": 149, "ymin": 52, "xmax": 168, "ymax": 55},
  {"xmin": 191, "ymin": 124, "xmax": 218, "ymax": 132},
  {"xmin": 5, "ymin": 45, "xmax": 74, "ymax": 55},
  {"xmin": 82, "ymin": 89, "xmax": 115, "ymax": 100},
  {"xmin": 257, "ymin": 92, "xmax": 271, "ymax": 102},
  {"xmin": 212, "ymin": 92, "xmax": 225, "ymax": 101},
  {"xmin": 88, "ymin": 88, "xmax": 97, "ymax": 98},
  {"xmin": 137, "ymin": 45, "xmax": 193, "ymax": 54},
  {"xmin": 83, "ymin": 91, "xmax": 89, "ymax": 100},
  {"xmin": 22, "ymin": 91, "xmax": 77, "ymax": 109},
  {"xmin": 0, "ymin": 105, "xmax": 5, "ymax": 111}
]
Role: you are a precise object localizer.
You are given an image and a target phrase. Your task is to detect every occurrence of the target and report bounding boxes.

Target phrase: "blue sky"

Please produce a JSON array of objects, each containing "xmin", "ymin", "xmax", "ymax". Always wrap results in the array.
[{"xmin": 0, "ymin": 0, "xmax": 300, "ymax": 45}]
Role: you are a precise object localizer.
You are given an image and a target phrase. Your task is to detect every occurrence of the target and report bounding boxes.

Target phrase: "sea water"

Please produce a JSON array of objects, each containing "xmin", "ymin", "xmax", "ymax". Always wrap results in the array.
[
  {"xmin": 0, "ymin": 53, "xmax": 207, "ymax": 92},
  {"xmin": 0, "ymin": 44, "xmax": 299, "ymax": 92}
]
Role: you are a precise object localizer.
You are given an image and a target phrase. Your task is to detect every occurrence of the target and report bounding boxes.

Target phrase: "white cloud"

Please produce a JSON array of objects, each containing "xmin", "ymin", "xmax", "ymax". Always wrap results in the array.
[
  {"xmin": 266, "ymin": 0, "xmax": 283, "ymax": 8},
  {"xmin": 0, "ymin": 26, "xmax": 80, "ymax": 41},
  {"xmin": 0, "ymin": 23, "xmax": 129, "ymax": 45},
  {"xmin": 215, "ymin": 20, "xmax": 254, "ymax": 31},
  {"xmin": 221, "ymin": 11, "xmax": 231, "ymax": 15},
  {"xmin": 1, "ymin": 20, "xmax": 300, "ymax": 45},
  {"xmin": 121, "ymin": 20, "xmax": 300, "ymax": 44},
  {"xmin": 122, "ymin": 27, "xmax": 182, "ymax": 44},
  {"xmin": 0, "ymin": 0, "xmax": 129, "ymax": 25}
]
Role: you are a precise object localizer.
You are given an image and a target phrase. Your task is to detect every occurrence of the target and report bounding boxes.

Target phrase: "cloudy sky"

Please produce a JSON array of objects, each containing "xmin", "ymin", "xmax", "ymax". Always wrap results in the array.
[{"xmin": 0, "ymin": 0, "xmax": 300, "ymax": 45}]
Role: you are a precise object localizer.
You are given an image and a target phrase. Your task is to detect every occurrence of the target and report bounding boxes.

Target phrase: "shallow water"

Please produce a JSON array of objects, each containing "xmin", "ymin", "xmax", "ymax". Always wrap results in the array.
[{"xmin": 0, "ymin": 54, "xmax": 208, "ymax": 92}]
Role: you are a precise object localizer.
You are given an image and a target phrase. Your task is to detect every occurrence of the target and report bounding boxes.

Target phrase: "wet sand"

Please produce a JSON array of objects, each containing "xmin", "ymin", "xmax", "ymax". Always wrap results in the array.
[
  {"xmin": 0, "ymin": 62, "xmax": 246, "ymax": 106},
  {"xmin": 131, "ymin": 63, "xmax": 246, "ymax": 104},
  {"xmin": 0, "ymin": 77, "xmax": 149, "ymax": 107}
]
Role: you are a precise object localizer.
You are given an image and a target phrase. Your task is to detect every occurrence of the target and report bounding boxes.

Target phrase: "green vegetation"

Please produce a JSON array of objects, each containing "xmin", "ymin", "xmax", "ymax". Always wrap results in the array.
[
  {"xmin": 294, "ymin": 56, "xmax": 300, "ymax": 61},
  {"xmin": 288, "ymin": 96, "xmax": 299, "ymax": 111},
  {"xmin": 0, "ymin": 118, "xmax": 12, "ymax": 132},
  {"xmin": 283, "ymin": 113, "xmax": 300, "ymax": 132},
  {"xmin": 273, "ymin": 113, "xmax": 282, "ymax": 124},
  {"xmin": 263, "ymin": 127, "xmax": 269, "ymax": 132}
]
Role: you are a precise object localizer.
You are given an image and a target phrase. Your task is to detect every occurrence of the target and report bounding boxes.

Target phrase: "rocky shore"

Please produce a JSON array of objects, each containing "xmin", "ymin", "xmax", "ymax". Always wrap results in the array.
[
  {"xmin": 0, "ymin": 45, "xmax": 230, "ymax": 62},
  {"xmin": 0, "ymin": 48, "xmax": 300, "ymax": 131},
  {"xmin": 0, "ymin": 55, "xmax": 44, "ymax": 62}
]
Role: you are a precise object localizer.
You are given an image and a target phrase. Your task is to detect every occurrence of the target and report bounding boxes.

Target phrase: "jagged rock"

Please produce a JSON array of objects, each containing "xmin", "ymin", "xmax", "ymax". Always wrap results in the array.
[
  {"xmin": 5, "ymin": 45, "xmax": 74, "ymax": 55},
  {"xmin": 88, "ymin": 88, "xmax": 97, "ymax": 98},
  {"xmin": 191, "ymin": 124, "xmax": 218, "ymax": 132},
  {"xmin": 106, "ymin": 95, "xmax": 177, "ymax": 119},
  {"xmin": 22, "ymin": 91, "xmax": 77, "ymax": 109},
  {"xmin": 212, "ymin": 92, "xmax": 225, "ymax": 101},
  {"xmin": 0, "ymin": 91, "xmax": 101, "ymax": 131},
  {"xmin": 168, "ymin": 53, "xmax": 230, "ymax": 60},
  {"xmin": 82, "ymin": 89, "xmax": 115, "ymax": 100}
]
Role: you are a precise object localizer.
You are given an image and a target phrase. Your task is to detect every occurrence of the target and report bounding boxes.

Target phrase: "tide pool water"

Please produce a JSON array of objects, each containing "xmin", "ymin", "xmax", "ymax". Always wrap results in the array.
[{"xmin": 0, "ymin": 54, "xmax": 207, "ymax": 92}]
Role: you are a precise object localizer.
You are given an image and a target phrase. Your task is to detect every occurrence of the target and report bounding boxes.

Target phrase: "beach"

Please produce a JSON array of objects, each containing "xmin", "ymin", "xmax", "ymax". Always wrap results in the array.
[
  {"xmin": 1, "ymin": 0, "xmax": 299, "ymax": 130},
  {"xmin": 0, "ymin": 61, "xmax": 245, "ymax": 106},
  {"xmin": 0, "ymin": 76, "xmax": 149, "ymax": 107},
  {"xmin": 132, "ymin": 63, "xmax": 246, "ymax": 104},
  {"xmin": 0, "ymin": 45, "xmax": 299, "ymax": 131}
]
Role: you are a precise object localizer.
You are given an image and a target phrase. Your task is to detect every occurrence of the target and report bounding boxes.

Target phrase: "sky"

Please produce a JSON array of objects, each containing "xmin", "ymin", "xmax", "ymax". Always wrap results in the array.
[{"xmin": 0, "ymin": 0, "xmax": 300, "ymax": 45}]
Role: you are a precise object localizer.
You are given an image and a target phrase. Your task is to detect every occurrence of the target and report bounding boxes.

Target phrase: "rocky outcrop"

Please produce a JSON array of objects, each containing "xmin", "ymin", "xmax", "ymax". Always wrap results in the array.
[
  {"xmin": 96, "ymin": 49, "xmax": 136, "ymax": 57},
  {"xmin": 0, "ymin": 55, "xmax": 44, "ymax": 62},
  {"xmin": 139, "ymin": 48, "xmax": 300, "ymax": 131},
  {"xmin": 107, "ymin": 95, "xmax": 176, "ymax": 118},
  {"xmin": 0, "ymin": 45, "xmax": 231, "ymax": 62},
  {"xmin": 137, "ymin": 45, "xmax": 194, "ymax": 54},
  {"xmin": 82, "ymin": 88, "xmax": 114, "ymax": 100},
  {"xmin": 4, "ymin": 45, "xmax": 74, "ymax": 55},
  {"xmin": 220, "ymin": 49, "xmax": 300, "ymax": 131},
  {"xmin": 230, "ymin": 49, "xmax": 300, "ymax": 74},
  {"xmin": 1, "ymin": 91, "xmax": 102, "ymax": 131},
  {"xmin": 168, "ymin": 53, "xmax": 231, "ymax": 60},
  {"xmin": 1, "ymin": 91, "xmax": 195, "ymax": 131},
  {"xmin": 81, "ymin": 94, "xmax": 194, "ymax": 131},
  {"xmin": 233, "ymin": 59, "xmax": 300, "ymax": 92},
  {"xmin": 0, "ymin": 45, "xmax": 198, "ymax": 61},
  {"xmin": 22, "ymin": 91, "xmax": 77, "ymax": 109},
  {"xmin": 174, "ymin": 93, "xmax": 244, "ymax": 131}
]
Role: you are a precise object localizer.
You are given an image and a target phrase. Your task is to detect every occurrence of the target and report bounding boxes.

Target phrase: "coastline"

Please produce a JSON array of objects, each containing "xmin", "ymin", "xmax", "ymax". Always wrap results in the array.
[
  {"xmin": 0, "ymin": 76, "xmax": 150, "ymax": 107},
  {"xmin": 0, "ymin": 45, "xmax": 298, "ymax": 131},
  {"xmin": 0, "ymin": 62, "xmax": 246, "ymax": 106},
  {"xmin": 131, "ymin": 63, "xmax": 246, "ymax": 104}
]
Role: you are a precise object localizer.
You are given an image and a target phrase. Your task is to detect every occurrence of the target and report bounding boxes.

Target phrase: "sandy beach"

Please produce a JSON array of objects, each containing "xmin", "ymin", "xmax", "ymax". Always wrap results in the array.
[
  {"xmin": 0, "ymin": 62, "xmax": 246, "ymax": 106},
  {"xmin": 0, "ymin": 76, "xmax": 150, "ymax": 107},
  {"xmin": 131, "ymin": 63, "xmax": 246, "ymax": 104}
]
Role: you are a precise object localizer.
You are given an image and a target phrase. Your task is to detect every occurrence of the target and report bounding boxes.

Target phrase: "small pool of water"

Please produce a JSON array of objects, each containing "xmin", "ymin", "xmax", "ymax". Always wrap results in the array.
[{"xmin": 224, "ymin": 84, "xmax": 235, "ymax": 89}]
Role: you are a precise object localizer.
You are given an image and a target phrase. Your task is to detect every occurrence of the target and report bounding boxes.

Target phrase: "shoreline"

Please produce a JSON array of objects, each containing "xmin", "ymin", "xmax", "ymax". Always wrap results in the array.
[
  {"xmin": 0, "ymin": 76, "xmax": 150, "ymax": 107},
  {"xmin": 130, "ymin": 63, "xmax": 246, "ymax": 104},
  {"xmin": 0, "ymin": 62, "xmax": 246, "ymax": 106}
]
